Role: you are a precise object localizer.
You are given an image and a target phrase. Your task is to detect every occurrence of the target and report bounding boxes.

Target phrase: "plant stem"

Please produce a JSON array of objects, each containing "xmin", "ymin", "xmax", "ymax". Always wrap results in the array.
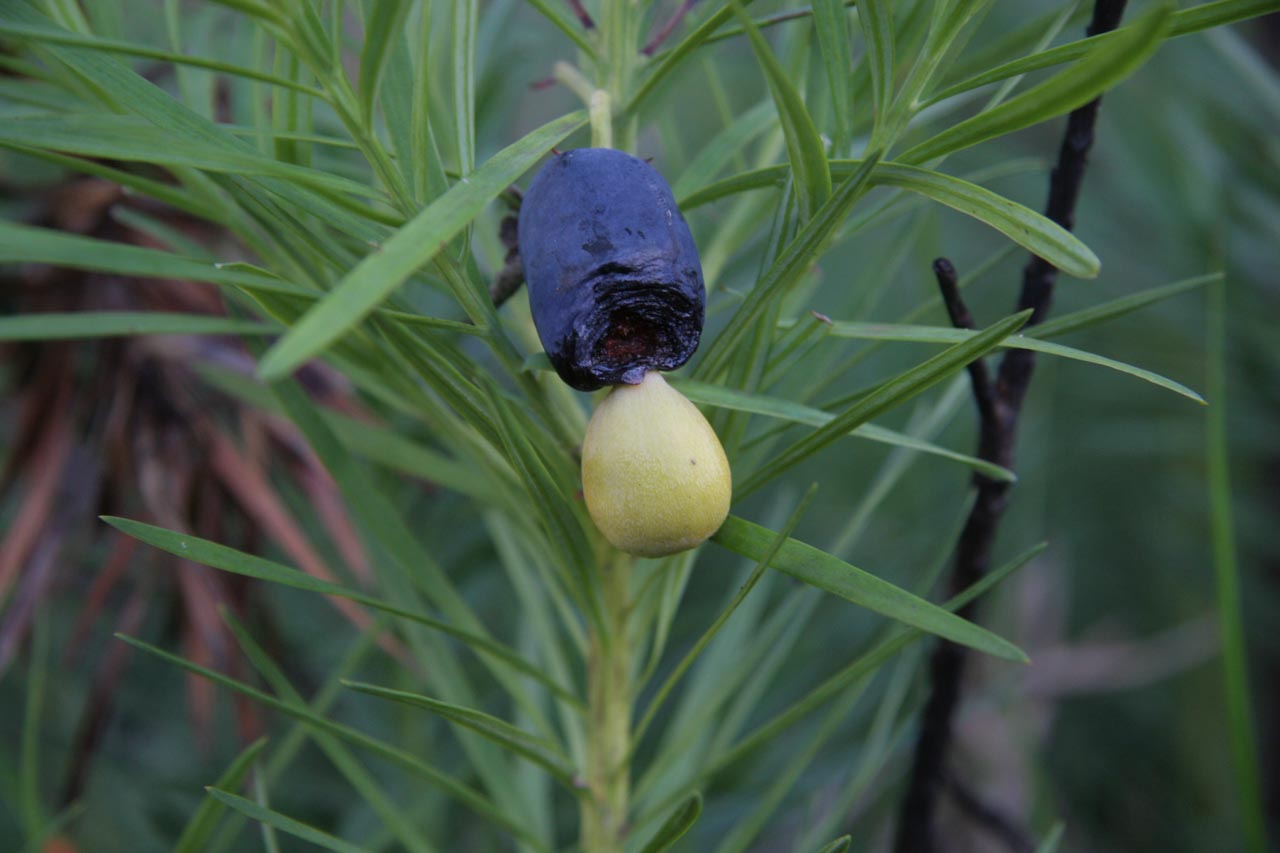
[
  {"xmin": 893, "ymin": 3, "xmax": 1129, "ymax": 850},
  {"xmin": 582, "ymin": 555, "xmax": 633, "ymax": 853},
  {"xmin": 581, "ymin": 8, "xmax": 640, "ymax": 850}
]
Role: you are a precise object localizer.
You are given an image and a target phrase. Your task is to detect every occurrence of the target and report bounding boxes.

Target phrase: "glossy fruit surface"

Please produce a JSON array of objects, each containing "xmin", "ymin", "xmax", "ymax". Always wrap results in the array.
[
  {"xmin": 582, "ymin": 372, "xmax": 731, "ymax": 557},
  {"xmin": 518, "ymin": 148, "xmax": 705, "ymax": 392}
]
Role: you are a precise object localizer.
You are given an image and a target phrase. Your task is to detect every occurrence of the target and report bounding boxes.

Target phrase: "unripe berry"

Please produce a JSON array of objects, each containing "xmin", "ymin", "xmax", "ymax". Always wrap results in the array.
[{"xmin": 582, "ymin": 372, "xmax": 731, "ymax": 557}]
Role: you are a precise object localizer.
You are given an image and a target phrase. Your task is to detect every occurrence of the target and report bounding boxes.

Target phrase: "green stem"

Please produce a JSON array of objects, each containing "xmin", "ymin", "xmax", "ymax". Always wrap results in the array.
[
  {"xmin": 581, "ymin": 9, "xmax": 640, "ymax": 850},
  {"xmin": 582, "ymin": 555, "xmax": 633, "ymax": 853}
]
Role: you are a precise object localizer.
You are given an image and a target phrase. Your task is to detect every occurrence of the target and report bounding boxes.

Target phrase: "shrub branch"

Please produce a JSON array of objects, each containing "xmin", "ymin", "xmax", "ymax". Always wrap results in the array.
[{"xmin": 893, "ymin": 1, "xmax": 1129, "ymax": 850}]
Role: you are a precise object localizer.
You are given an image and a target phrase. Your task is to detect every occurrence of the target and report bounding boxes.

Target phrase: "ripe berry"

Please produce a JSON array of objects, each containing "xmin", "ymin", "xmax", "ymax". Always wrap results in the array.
[{"xmin": 518, "ymin": 148, "xmax": 705, "ymax": 392}]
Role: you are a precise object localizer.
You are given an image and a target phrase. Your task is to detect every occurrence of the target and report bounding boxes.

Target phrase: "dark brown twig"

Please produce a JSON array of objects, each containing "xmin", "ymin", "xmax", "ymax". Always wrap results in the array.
[
  {"xmin": 893, "ymin": 2, "xmax": 1129, "ymax": 851},
  {"xmin": 932, "ymin": 258, "xmax": 996, "ymax": 426},
  {"xmin": 565, "ymin": 0, "xmax": 595, "ymax": 29},
  {"xmin": 643, "ymin": 0, "xmax": 699, "ymax": 55}
]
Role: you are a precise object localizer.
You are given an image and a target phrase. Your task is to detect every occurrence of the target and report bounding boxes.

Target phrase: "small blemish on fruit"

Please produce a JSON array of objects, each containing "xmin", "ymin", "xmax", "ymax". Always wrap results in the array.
[{"xmin": 689, "ymin": 458, "xmax": 697, "ymax": 466}]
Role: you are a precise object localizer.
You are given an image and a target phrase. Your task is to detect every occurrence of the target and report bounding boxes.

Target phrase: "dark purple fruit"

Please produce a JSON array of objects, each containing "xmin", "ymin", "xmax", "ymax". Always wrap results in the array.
[{"xmin": 517, "ymin": 148, "xmax": 705, "ymax": 392}]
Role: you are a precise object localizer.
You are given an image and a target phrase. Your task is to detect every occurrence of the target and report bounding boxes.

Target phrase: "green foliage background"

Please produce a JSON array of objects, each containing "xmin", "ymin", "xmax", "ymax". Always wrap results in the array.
[{"xmin": 0, "ymin": 0, "xmax": 1276, "ymax": 851}]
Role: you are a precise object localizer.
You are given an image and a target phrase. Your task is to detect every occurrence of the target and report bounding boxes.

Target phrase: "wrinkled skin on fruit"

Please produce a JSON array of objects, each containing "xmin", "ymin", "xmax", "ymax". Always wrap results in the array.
[
  {"xmin": 518, "ymin": 148, "xmax": 705, "ymax": 392},
  {"xmin": 582, "ymin": 372, "xmax": 731, "ymax": 557}
]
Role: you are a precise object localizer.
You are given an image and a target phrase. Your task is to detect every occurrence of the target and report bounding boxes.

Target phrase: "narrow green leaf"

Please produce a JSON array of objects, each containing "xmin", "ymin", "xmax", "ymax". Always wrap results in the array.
[
  {"xmin": 204, "ymin": 789, "xmax": 366, "ymax": 853},
  {"xmin": 1207, "ymin": 279, "xmax": 1268, "ymax": 853},
  {"xmin": 730, "ymin": 0, "xmax": 831, "ymax": 218},
  {"xmin": 709, "ymin": 541, "xmax": 1046, "ymax": 771},
  {"xmin": 673, "ymin": 378, "xmax": 1015, "ymax": 481},
  {"xmin": 870, "ymin": 163, "xmax": 1098, "ymax": 278},
  {"xmin": 639, "ymin": 793, "xmax": 703, "ymax": 853},
  {"xmin": 812, "ymin": 0, "xmax": 855, "ymax": 153},
  {"xmin": 100, "ymin": 517, "xmax": 579, "ymax": 705},
  {"xmin": 219, "ymin": 611, "xmax": 436, "ymax": 853},
  {"xmin": 928, "ymin": 0, "xmax": 1279, "ymax": 106},
  {"xmin": 257, "ymin": 110, "xmax": 586, "ymax": 379},
  {"xmin": 174, "ymin": 739, "xmax": 269, "ymax": 853},
  {"xmin": 855, "ymin": 0, "xmax": 894, "ymax": 129},
  {"xmin": 452, "ymin": 0, "xmax": 477, "ymax": 177},
  {"xmin": 18, "ymin": 804, "xmax": 85, "ymax": 853},
  {"xmin": 358, "ymin": 0, "xmax": 412, "ymax": 125},
  {"xmin": 711, "ymin": 515, "xmax": 1028, "ymax": 662},
  {"xmin": 1035, "ymin": 823, "xmax": 1066, "ymax": 853},
  {"xmin": 1032, "ymin": 273, "xmax": 1219, "ymax": 339},
  {"xmin": 679, "ymin": 160, "xmax": 1100, "ymax": 278},
  {"xmin": 672, "ymin": 99, "xmax": 775, "ymax": 200},
  {"xmin": 0, "ymin": 114, "xmax": 380, "ymax": 199},
  {"xmin": 628, "ymin": 1, "xmax": 762, "ymax": 116},
  {"xmin": 736, "ymin": 310, "xmax": 1031, "ymax": 496},
  {"xmin": 19, "ymin": 614, "xmax": 49, "ymax": 836},
  {"xmin": 250, "ymin": 774, "xmax": 281, "ymax": 853},
  {"xmin": 0, "ymin": 312, "xmax": 276, "ymax": 341},
  {"xmin": 0, "ymin": 20, "xmax": 324, "ymax": 95},
  {"xmin": 115, "ymin": 634, "xmax": 543, "ymax": 849},
  {"xmin": 0, "ymin": 221, "xmax": 312, "ymax": 294},
  {"xmin": 814, "ymin": 320, "xmax": 1205, "ymax": 403},
  {"xmin": 634, "ymin": 487, "xmax": 817, "ymax": 750},
  {"xmin": 699, "ymin": 154, "xmax": 881, "ymax": 379},
  {"xmin": 342, "ymin": 681, "xmax": 577, "ymax": 787},
  {"xmin": 816, "ymin": 836, "xmax": 852, "ymax": 853},
  {"xmin": 900, "ymin": 4, "xmax": 1173, "ymax": 165},
  {"xmin": 521, "ymin": 0, "xmax": 596, "ymax": 56}
]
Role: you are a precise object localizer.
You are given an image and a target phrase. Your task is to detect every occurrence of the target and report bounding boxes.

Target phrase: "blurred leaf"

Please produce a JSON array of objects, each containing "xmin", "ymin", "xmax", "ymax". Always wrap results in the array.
[
  {"xmin": 737, "ymin": 310, "xmax": 1031, "ymax": 495},
  {"xmin": 1035, "ymin": 822, "xmax": 1066, "ymax": 853},
  {"xmin": 681, "ymin": 160, "xmax": 1100, "ymax": 278},
  {"xmin": 343, "ymin": 681, "xmax": 577, "ymax": 787},
  {"xmin": 101, "ymin": 517, "xmax": 579, "ymax": 704},
  {"xmin": 1033, "ymin": 273, "xmax": 1218, "ymax": 339},
  {"xmin": 638, "ymin": 793, "xmax": 703, "ymax": 853},
  {"xmin": 816, "ymin": 837, "xmax": 852, "ymax": 853},
  {"xmin": 0, "ymin": 221, "xmax": 311, "ymax": 296},
  {"xmin": 673, "ymin": 99, "xmax": 774, "ymax": 200},
  {"xmin": 220, "ymin": 611, "xmax": 435, "ymax": 853},
  {"xmin": 871, "ymin": 163, "xmax": 1098, "ymax": 278},
  {"xmin": 712, "ymin": 515, "xmax": 1027, "ymax": 662},
  {"xmin": 358, "ymin": 0, "xmax": 412, "ymax": 125},
  {"xmin": 17, "ymin": 803, "xmax": 86, "ymax": 853},
  {"xmin": 674, "ymin": 378, "xmax": 1016, "ymax": 481},
  {"xmin": 174, "ymin": 739, "xmax": 270, "ymax": 853},
  {"xmin": 719, "ymin": 541, "xmax": 1045, "ymax": 765},
  {"xmin": 204, "ymin": 788, "xmax": 365, "ymax": 853},
  {"xmin": 0, "ymin": 114, "xmax": 379, "ymax": 198},
  {"xmin": 698, "ymin": 154, "xmax": 881, "ymax": 379},
  {"xmin": 1207, "ymin": 279, "xmax": 1268, "ymax": 853},
  {"xmin": 0, "ymin": 19, "xmax": 323, "ymax": 94},
  {"xmin": 117, "ymin": 634, "xmax": 543, "ymax": 848},
  {"xmin": 452, "ymin": 0, "xmax": 477, "ymax": 176},
  {"xmin": 635, "ymin": 487, "xmax": 816, "ymax": 749},
  {"xmin": 522, "ymin": 0, "xmax": 596, "ymax": 56},
  {"xmin": 929, "ymin": 0, "xmax": 1279, "ymax": 106},
  {"xmin": 730, "ymin": 0, "xmax": 831, "ymax": 218},
  {"xmin": 900, "ymin": 4, "xmax": 1173, "ymax": 164},
  {"xmin": 812, "ymin": 0, "xmax": 855, "ymax": 153},
  {"xmin": 811, "ymin": 319, "xmax": 1205, "ymax": 403},
  {"xmin": 18, "ymin": 614, "xmax": 49, "ymax": 836},
  {"xmin": 855, "ymin": 0, "xmax": 894, "ymax": 131},
  {"xmin": 629, "ymin": 1, "xmax": 762, "ymax": 115},
  {"xmin": 258, "ymin": 110, "xmax": 586, "ymax": 379},
  {"xmin": 0, "ymin": 312, "xmax": 276, "ymax": 340}
]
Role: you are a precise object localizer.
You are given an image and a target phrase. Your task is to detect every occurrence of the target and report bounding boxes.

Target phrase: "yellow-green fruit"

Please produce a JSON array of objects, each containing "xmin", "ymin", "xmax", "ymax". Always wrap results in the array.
[{"xmin": 582, "ymin": 371, "xmax": 731, "ymax": 558}]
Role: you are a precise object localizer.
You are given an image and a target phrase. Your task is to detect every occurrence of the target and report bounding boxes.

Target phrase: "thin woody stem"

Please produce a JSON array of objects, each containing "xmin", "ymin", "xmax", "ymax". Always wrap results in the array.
[{"xmin": 893, "ymin": 2, "xmax": 1130, "ymax": 850}]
